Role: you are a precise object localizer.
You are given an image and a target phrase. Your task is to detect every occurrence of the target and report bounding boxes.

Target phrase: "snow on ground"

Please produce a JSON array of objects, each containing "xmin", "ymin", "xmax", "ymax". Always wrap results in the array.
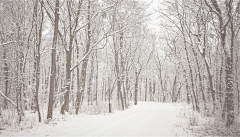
[{"xmin": 0, "ymin": 102, "xmax": 189, "ymax": 136}]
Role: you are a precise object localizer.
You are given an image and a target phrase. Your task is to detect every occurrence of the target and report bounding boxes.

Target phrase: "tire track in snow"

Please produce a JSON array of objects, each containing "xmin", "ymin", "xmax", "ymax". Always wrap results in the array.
[
  {"xmin": 95, "ymin": 104, "xmax": 155, "ymax": 136},
  {"xmin": 85, "ymin": 104, "xmax": 150, "ymax": 136},
  {"xmin": 67, "ymin": 104, "xmax": 145, "ymax": 136},
  {"xmin": 123, "ymin": 104, "xmax": 157, "ymax": 136}
]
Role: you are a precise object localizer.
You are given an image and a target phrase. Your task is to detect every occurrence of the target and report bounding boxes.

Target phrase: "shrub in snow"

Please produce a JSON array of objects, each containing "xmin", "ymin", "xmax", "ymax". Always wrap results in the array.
[
  {"xmin": 179, "ymin": 104, "xmax": 240, "ymax": 136},
  {"xmin": 0, "ymin": 109, "xmax": 38, "ymax": 131}
]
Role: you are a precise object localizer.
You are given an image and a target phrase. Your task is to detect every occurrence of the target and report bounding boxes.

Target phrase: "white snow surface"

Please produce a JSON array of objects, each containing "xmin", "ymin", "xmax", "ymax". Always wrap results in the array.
[{"xmin": 1, "ymin": 102, "xmax": 188, "ymax": 136}]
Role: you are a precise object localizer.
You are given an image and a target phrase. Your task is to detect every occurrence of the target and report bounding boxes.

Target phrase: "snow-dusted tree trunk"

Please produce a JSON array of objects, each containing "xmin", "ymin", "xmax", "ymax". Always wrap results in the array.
[
  {"xmin": 75, "ymin": 0, "xmax": 91, "ymax": 115},
  {"xmin": 33, "ymin": 0, "xmax": 44, "ymax": 122},
  {"xmin": 47, "ymin": 0, "xmax": 59, "ymax": 119}
]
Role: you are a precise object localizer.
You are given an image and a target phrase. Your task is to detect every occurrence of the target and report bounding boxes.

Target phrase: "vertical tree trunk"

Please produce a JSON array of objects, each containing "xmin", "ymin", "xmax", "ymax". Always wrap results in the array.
[
  {"xmin": 117, "ymin": 79, "xmax": 124, "ymax": 110},
  {"xmin": 149, "ymin": 80, "xmax": 152, "ymax": 102},
  {"xmin": 171, "ymin": 75, "xmax": 177, "ymax": 103},
  {"xmin": 87, "ymin": 54, "xmax": 94, "ymax": 106},
  {"xmin": 122, "ymin": 82, "xmax": 127, "ymax": 108},
  {"xmin": 16, "ymin": 22, "xmax": 24, "ymax": 122},
  {"xmin": 108, "ymin": 77, "xmax": 111, "ymax": 113},
  {"xmin": 77, "ymin": 40, "xmax": 81, "ymax": 110},
  {"xmin": 145, "ymin": 78, "xmax": 147, "ymax": 101},
  {"xmin": 134, "ymin": 71, "xmax": 139, "ymax": 105},
  {"xmin": 95, "ymin": 50, "xmax": 98, "ymax": 105},
  {"xmin": 75, "ymin": 0, "xmax": 91, "ymax": 114},
  {"xmin": 206, "ymin": 0, "xmax": 235, "ymax": 127},
  {"xmin": 139, "ymin": 78, "xmax": 142, "ymax": 101},
  {"xmin": 47, "ymin": 0, "xmax": 59, "ymax": 119},
  {"xmin": 205, "ymin": 58, "xmax": 216, "ymax": 113},
  {"xmin": 3, "ymin": 48, "xmax": 8, "ymax": 109},
  {"xmin": 61, "ymin": 50, "xmax": 72, "ymax": 114},
  {"xmin": 225, "ymin": 12, "xmax": 235, "ymax": 127},
  {"xmin": 225, "ymin": 57, "xmax": 234, "ymax": 128},
  {"xmin": 125, "ymin": 71, "xmax": 130, "ymax": 106},
  {"xmin": 34, "ymin": 0, "xmax": 44, "ymax": 122},
  {"xmin": 153, "ymin": 80, "xmax": 156, "ymax": 102}
]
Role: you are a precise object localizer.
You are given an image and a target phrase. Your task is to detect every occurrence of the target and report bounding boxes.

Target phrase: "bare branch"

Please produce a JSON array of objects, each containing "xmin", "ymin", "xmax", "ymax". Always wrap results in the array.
[
  {"xmin": 0, "ymin": 90, "xmax": 17, "ymax": 108},
  {"xmin": 0, "ymin": 41, "xmax": 17, "ymax": 46}
]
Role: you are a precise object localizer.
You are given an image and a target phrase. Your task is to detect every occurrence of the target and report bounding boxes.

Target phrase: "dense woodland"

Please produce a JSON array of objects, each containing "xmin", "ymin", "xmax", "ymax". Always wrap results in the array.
[{"xmin": 0, "ymin": 0, "xmax": 240, "ymax": 132}]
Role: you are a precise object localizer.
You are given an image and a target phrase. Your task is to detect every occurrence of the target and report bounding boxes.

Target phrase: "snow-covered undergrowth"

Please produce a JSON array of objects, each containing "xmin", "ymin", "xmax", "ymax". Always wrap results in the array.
[
  {"xmin": 0, "ymin": 109, "xmax": 38, "ymax": 131},
  {"xmin": 178, "ymin": 104, "xmax": 240, "ymax": 136},
  {"xmin": 0, "ymin": 101, "xmax": 133, "ymax": 132}
]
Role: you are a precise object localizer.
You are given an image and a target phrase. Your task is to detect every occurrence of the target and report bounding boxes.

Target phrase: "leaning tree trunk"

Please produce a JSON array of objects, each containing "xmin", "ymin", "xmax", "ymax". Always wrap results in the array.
[{"xmin": 182, "ymin": 28, "xmax": 199, "ymax": 111}]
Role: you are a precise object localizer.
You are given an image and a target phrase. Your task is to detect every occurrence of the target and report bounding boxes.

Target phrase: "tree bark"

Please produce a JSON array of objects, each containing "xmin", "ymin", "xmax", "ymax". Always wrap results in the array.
[
  {"xmin": 75, "ymin": 0, "xmax": 91, "ymax": 114},
  {"xmin": 87, "ymin": 54, "xmax": 94, "ymax": 106},
  {"xmin": 3, "ymin": 47, "xmax": 8, "ymax": 109},
  {"xmin": 134, "ymin": 71, "xmax": 139, "ymax": 105},
  {"xmin": 47, "ymin": 0, "xmax": 59, "ymax": 119},
  {"xmin": 145, "ymin": 78, "xmax": 147, "ymax": 101},
  {"xmin": 34, "ymin": 0, "xmax": 44, "ymax": 122}
]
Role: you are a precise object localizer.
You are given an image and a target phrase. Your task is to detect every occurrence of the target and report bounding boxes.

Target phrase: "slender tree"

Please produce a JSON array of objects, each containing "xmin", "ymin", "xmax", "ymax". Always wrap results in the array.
[{"xmin": 47, "ymin": 0, "xmax": 59, "ymax": 119}]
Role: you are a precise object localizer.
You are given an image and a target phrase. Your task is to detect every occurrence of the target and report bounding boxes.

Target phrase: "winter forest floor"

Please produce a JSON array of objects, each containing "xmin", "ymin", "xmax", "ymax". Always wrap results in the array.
[{"xmin": 0, "ymin": 102, "xmax": 191, "ymax": 136}]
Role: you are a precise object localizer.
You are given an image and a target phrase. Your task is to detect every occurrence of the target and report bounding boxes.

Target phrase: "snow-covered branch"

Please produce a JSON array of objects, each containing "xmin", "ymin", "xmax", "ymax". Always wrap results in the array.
[
  {"xmin": 73, "ymin": 3, "xmax": 116, "ymax": 36},
  {"xmin": 70, "ymin": 25, "xmax": 130, "ymax": 72},
  {"xmin": 0, "ymin": 41, "xmax": 17, "ymax": 46},
  {"xmin": 0, "ymin": 90, "xmax": 17, "ymax": 108}
]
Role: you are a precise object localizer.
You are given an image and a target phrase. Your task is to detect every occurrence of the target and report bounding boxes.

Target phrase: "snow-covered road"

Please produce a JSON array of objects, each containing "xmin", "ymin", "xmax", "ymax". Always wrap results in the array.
[{"xmin": 1, "ymin": 102, "xmax": 187, "ymax": 136}]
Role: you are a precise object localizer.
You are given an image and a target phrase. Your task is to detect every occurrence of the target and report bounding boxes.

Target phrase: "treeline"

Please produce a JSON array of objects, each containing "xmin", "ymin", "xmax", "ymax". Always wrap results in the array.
[
  {"xmin": 155, "ymin": 0, "xmax": 240, "ymax": 128},
  {"xmin": 0, "ymin": 0, "xmax": 239, "ymax": 130},
  {"xmin": 0, "ymin": 0, "xmax": 157, "ymax": 127}
]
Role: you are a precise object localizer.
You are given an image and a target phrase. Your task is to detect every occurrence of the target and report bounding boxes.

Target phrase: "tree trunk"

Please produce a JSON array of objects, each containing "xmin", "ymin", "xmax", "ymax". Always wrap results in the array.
[
  {"xmin": 153, "ymin": 80, "xmax": 156, "ymax": 102},
  {"xmin": 225, "ymin": 12, "xmax": 235, "ymax": 128},
  {"xmin": 108, "ymin": 77, "xmax": 111, "ymax": 113},
  {"xmin": 87, "ymin": 54, "xmax": 94, "ymax": 106},
  {"xmin": 145, "ymin": 78, "xmax": 147, "ymax": 101},
  {"xmin": 122, "ymin": 82, "xmax": 127, "ymax": 108},
  {"xmin": 225, "ymin": 57, "xmax": 234, "ymax": 128},
  {"xmin": 134, "ymin": 71, "xmax": 139, "ymax": 105},
  {"xmin": 117, "ymin": 79, "xmax": 124, "ymax": 110},
  {"xmin": 61, "ymin": 50, "xmax": 72, "ymax": 114},
  {"xmin": 47, "ymin": 0, "xmax": 59, "ymax": 119},
  {"xmin": 75, "ymin": 0, "xmax": 91, "ymax": 114},
  {"xmin": 34, "ymin": 0, "xmax": 44, "ymax": 122},
  {"xmin": 95, "ymin": 50, "xmax": 98, "ymax": 105},
  {"xmin": 183, "ymin": 34, "xmax": 199, "ymax": 112},
  {"xmin": 3, "ymin": 48, "xmax": 8, "ymax": 109},
  {"xmin": 149, "ymin": 80, "xmax": 152, "ymax": 102}
]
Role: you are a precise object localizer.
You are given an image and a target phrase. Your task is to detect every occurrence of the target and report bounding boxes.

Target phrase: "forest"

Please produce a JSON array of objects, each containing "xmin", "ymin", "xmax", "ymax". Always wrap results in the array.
[{"xmin": 0, "ymin": 0, "xmax": 240, "ymax": 136}]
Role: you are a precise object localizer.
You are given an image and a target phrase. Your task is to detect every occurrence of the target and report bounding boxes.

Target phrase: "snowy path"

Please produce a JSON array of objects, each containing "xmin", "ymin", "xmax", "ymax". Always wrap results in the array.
[{"xmin": 1, "ymin": 102, "xmax": 187, "ymax": 136}]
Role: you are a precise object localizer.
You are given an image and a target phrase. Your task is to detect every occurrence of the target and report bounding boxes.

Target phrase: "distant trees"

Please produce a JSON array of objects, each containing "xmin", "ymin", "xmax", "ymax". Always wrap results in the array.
[
  {"xmin": 0, "ymin": 0, "xmax": 155, "ymax": 127},
  {"xmin": 2, "ymin": 0, "xmax": 238, "ymax": 132},
  {"xmin": 156, "ymin": 0, "xmax": 240, "ymax": 128}
]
